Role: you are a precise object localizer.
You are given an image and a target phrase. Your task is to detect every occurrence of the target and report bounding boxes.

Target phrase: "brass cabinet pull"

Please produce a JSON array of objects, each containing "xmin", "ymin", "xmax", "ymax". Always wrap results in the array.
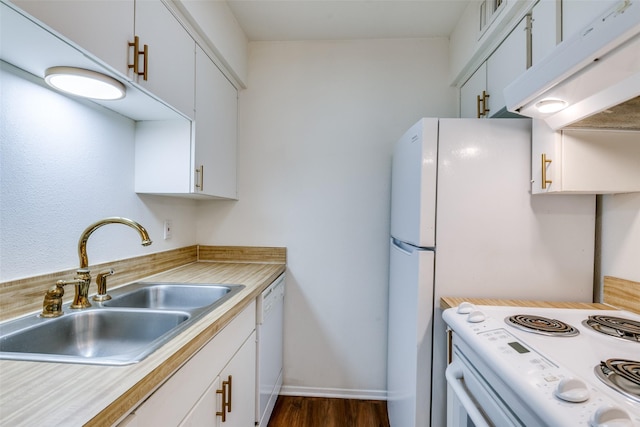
[
  {"xmin": 226, "ymin": 375, "xmax": 232, "ymax": 414},
  {"xmin": 128, "ymin": 36, "xmax": 148, "ymax": 81},
  {"xmin": 195, "ymin": 165, "xmax": 204, "ymax": 191},
  {"xmin": 541, "ymin": 153, "xmax": 553, "ymax": 189},
  {"xmin": 216, "ymin": 375, "xmax": 232, "ymax": 422},
  {"xmin": 481, "ymin": 90, "xmax": 490, "ymax": 116},
  {"xmin": 476, "ymin": 91, "xmax": 490, "ymax": 118},
  {"xmin": 142, "ymin": 43, "xmax": 148, "ymax": 81}
]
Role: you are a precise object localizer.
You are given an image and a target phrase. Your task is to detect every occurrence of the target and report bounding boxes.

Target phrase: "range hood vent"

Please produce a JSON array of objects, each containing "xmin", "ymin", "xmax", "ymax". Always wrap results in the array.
[{"xmin": 504, "ymin": 0, "xmax": 640, "ymax": 130}]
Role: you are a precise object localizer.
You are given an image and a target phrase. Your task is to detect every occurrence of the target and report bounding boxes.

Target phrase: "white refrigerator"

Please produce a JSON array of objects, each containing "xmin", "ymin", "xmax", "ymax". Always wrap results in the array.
[{"xmin": 387, "ymin": 118, "xmax": 596, "ymax": 427}]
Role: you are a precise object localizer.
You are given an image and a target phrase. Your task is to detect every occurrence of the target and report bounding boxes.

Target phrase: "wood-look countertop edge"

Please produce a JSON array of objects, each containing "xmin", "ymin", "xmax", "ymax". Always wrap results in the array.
[{"xmin": 440, "ymin": 297, "xmax": 615, "ymax": 310}]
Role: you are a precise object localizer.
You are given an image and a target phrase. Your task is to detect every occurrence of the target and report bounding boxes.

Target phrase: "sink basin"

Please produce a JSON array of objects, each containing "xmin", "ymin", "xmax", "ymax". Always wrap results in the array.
[
  {"xmin": 0, "ymin": 309, "xmax": 189, "ymax": 365},
  {"xmin": 103, "ymin": 283, "xmax": 240, "ymax": 310},
  {"xmin": 0, "ymin": 282, "xmax": 245, "ymax": 365}
]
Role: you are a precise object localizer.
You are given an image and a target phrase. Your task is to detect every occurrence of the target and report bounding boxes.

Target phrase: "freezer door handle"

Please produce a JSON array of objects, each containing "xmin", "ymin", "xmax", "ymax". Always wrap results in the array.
[{"xmin": 391, "ymin": 238, "xmax": 415, "ymax": 255}]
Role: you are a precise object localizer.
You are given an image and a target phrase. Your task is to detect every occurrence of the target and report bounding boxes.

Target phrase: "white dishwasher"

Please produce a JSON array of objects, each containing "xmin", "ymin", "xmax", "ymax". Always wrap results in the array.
[{"xmin": 256, "ymin": 273, "xmax": 285, "ymax": 427}]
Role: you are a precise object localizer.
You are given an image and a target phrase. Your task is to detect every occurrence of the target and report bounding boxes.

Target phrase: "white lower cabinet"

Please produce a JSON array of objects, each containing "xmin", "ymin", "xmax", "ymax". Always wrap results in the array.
[
  {"xmin": 180, "ymin": 331, "xmax": 256, "ymax": 426},
  {"xmin": 119, "ymin": 301, "xmax": 256, "ymax": 426}
]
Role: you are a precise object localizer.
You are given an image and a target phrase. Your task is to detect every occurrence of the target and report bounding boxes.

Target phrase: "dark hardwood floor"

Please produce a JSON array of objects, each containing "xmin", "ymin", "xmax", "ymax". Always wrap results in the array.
[{"xmin": 267, "ymin": 396, "xmax": 390, "ymax": 427}]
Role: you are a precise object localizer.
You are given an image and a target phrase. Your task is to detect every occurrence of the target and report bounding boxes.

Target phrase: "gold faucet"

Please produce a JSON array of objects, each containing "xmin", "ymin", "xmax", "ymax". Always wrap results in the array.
[{"xmin": 41, "ymin": 217, "xmax": 152, "ymax": 317}]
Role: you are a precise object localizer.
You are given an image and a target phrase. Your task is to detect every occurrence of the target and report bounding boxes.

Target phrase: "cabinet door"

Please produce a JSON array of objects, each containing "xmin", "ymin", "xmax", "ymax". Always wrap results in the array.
[
  {"xmin": 135, "ymin": 0, "xmax": 195, "ymax": 119},
  {"xmin": 12, "ymin": 0, "xmax": 133, "ymax": 75},
  {"xmin": 531, "ymin": 0, "xmax": 560, "ymax": 65},
  {"xmin": 459, "ymin": 63, "xmax": 486, "ymax": 118},
  {"xmin": 194, "ymin": 46, "xmax": 238, "ymax": 199},
  {"xmin": 486, "ymin": 17, "xmax": 528, "ymax": 115},
  {"xmin": 532, "ymin": 120, "xmax": 640, "ymax": 194},
  {"xmin": 218, "ymin": 331, "xmax": 257, "ymax": 426},
  {"xmin": 178, "ymin": 377, "xmax": 221, "ymax": 427}
]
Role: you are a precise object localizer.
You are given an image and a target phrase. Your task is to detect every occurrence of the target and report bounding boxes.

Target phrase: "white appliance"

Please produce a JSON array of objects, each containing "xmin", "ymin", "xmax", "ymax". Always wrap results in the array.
[
  {"xmin": 256, "ymin": 274, "xmax": 285, "ymax": 427},
  {"xmin": 504, "ymin": 0, "xmax": 640, "ymax": 130},
  {"xmin": 443, "ymin": 304, "xmax": 640, "ymax": 426},
  {"xmin": 387, "ymin": 118, "xmax": 596, "ymax": 427}
]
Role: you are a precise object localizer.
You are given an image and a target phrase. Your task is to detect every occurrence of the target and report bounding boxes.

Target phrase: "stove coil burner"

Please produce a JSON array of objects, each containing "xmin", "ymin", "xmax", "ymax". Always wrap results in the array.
[
  {"xmin": 595, "ymin": 359, "xmax": 640, "ymax": 403},
  {"xmin": 505, "ymin": 314, "xmax": 579, "ymax": 337},
  {"xmin": 583, "ymin": 315, "xmax": 640, "ymax": 343}
]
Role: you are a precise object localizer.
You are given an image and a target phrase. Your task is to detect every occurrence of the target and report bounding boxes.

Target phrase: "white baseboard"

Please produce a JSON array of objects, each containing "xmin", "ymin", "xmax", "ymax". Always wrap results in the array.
[{"xmin": 279, "ymin": 385, "xmax": 387, "ymax": 401}]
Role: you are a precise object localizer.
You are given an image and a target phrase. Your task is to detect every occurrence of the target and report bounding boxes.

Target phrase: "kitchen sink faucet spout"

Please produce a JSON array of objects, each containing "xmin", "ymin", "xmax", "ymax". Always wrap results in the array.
[
  {"xmin": 56, "ymin": 217, "xmax": 152, "ymax": 308},
  {"xmin": 79, "ymin": 217, "xmax": 152, "ymax": 269}
]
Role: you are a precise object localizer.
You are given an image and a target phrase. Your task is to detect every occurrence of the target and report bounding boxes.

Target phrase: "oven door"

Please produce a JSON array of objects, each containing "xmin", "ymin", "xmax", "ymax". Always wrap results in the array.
[{"xmin": 446, "ymin": 344, "xmax": 527, "ymax": 427}]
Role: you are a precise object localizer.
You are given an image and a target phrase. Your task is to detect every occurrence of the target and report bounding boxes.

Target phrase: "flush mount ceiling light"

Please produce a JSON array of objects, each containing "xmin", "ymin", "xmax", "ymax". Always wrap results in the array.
[
  {"xmin": 534, "ymin": 98, "xmax": 568, "ymax": 114},
  {"xmin": 44, "ymin": 66, "xmax": 126, "ymax": 100}
]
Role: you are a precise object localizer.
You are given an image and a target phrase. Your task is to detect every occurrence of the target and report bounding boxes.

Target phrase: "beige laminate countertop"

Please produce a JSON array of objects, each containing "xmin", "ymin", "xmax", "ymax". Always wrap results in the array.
[
  {"xmin": 0, "ymin": 261, "xmax": 285, "ymax": 426},
  {"xmin": 440, "ymin": 297, "xmax": 614, "ymax": 310}
]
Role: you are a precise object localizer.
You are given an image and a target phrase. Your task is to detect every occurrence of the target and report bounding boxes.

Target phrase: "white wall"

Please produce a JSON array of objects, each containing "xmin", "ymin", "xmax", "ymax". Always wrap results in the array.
[
  {"xmin": 0, "ymin": 62, "xmax": 198, "ymax": 281},
  {"xmin": 601, "ymin": 193, "xmax": 640, "ymax": 284},
  {"xmin": 195, "ymin": 38, "xmax": 456, "ymax": 398}
]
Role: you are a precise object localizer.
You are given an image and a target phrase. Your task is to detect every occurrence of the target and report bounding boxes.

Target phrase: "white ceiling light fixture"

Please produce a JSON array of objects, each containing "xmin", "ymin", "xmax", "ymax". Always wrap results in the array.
[
  {"xmin": 534, "ymin": 98, "xmax": 568, "ymax": 114},
  {"xmin": 44, "ymin": 66, "xmax": 126, "ymax": 100}
]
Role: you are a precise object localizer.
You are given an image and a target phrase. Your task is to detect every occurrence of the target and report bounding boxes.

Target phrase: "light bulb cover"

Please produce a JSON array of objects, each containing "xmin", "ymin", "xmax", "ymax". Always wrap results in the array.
[
  {"xmin": 534, "ymin": 98, "xmax": 568, "ymax": 114},
  {"xmin": 44, "ymin": 66, "xmax": 126, "ymax": 100}
]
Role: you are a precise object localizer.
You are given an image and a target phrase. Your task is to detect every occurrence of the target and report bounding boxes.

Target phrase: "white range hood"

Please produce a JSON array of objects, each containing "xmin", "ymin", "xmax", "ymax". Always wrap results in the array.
[{"xmin": 504, "ymin": 0, "xmax": 640, "ymax": 130}]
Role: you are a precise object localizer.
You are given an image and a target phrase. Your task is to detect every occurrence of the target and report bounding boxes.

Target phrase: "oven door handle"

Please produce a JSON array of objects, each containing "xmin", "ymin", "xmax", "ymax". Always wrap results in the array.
[{"xmin": 446, "ymin": 361, "xmax": 491, "ymax": 427}]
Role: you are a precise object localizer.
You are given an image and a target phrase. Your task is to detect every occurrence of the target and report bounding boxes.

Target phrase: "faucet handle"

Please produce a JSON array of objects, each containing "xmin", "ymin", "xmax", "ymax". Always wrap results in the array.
[
  {"xmin": 41, "ymin": 283, "xmax": 66, "ymax": 318},
  {"xmin": 93, "ymin": 269, "xmax": 115, "ymax": 302}
]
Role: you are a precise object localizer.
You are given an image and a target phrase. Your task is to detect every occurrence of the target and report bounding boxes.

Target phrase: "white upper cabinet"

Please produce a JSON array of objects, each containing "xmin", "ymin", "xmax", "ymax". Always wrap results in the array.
[
  {"xmin": 13, "ymin": 0, "xmax": 195, "ymax": 119},
  {"xmin": 531, "ymin": 120, "xmax": 640, "ymax": 194},
  {"xmin": 486, "ymin": 16, "xmax": 529, "ymax": 114},
  {"xmin": 460, "ymin": 15, "xmax": 530, "ymax": 118},
  {"xmin": 12, "ymin": 0, "xmax": 134, "ymax": 75},
  {"xmin": 134, "ymin": 1, "xmax": 195, "ymax": 118},
  {"xmin": 460, "ymin": 63, "xmax": 488, "ymax": 118},
  {"xmin": 134, "ymin": 47, "xmax": 237, "ymax": 200},
  {"xmin": 194, "ymin": 46, "xmax": 238, "ymax": 199},
  {"xmin": 530, "ymin": 0, "xmax": 560, "ymax": 65}
]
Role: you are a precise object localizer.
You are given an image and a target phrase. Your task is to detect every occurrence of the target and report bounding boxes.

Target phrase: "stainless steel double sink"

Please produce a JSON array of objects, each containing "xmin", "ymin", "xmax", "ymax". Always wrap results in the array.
[{"xmin": 0, "ymin": 282, "xmax": 244, "ymax": 366}]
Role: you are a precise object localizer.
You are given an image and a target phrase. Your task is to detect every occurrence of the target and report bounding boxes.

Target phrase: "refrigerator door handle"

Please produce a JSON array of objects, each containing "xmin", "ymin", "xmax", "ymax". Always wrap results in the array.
[{"xmin": 391, "ymin": 238, "xmax": 416, "ymax": 255}]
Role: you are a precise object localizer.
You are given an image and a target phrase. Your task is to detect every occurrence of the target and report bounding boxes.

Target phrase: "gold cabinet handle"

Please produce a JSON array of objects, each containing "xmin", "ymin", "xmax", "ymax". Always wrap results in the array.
[
  {"xmin": 216, "ymin": 375, "xmax": 232, "ymax": 422},
  {"xmin": 226, "ymin": 375, "xmax": 232, "ymax": 414},
  {"xmin": 128, "ymin": 36, "xmax": 148, "ymax": 81},
  {"xmin": 195, "ymin": 165, "xmax": 204, "ymax": 191},
  {"xmin": 476, "ymin": 91, "xmax": 490, "ymax": 118},
  {"xmin": 541, "ymin": 153, "xmax": 553, "ymax": 189},
  {"xmin": 481, "ymin": 90, "xmax": 490, "ymax": 116},
  {"xmin": 142, "ymin": 43, "xmax": 148, "ymax": 81}
]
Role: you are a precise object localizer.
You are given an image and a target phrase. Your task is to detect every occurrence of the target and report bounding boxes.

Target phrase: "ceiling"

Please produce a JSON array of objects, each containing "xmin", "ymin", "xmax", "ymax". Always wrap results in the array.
[{"xmin": 225, "ymin": 0, "xmax": 473, "ymax": 41}]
